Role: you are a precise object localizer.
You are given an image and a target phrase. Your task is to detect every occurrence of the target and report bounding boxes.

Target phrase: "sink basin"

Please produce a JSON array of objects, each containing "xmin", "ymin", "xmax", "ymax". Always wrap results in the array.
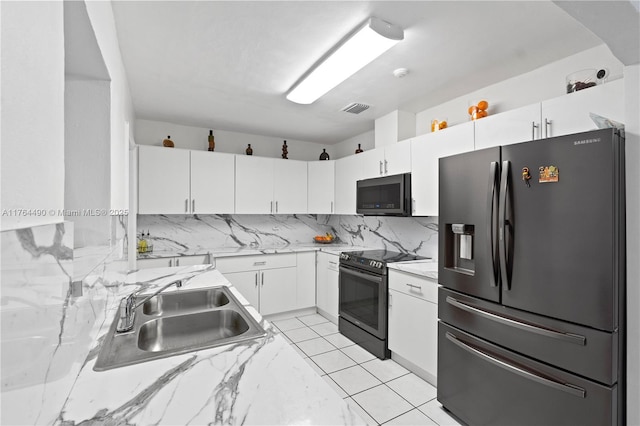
[
  {"xmin": 142, "ymin": 287, "xmax": 229, "ymax": 315},
  {"xmin": 94, "ymin": 286, "xmax": 265, "ymax": 371},
  {"xmin": 138, "ymin": 310, "xmax": 249, "ymax": 352}
]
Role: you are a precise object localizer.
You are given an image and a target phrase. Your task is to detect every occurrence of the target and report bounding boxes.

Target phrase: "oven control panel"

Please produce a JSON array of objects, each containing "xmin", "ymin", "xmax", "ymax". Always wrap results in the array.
[{"xmin": 340, "ymin": 253, "xmax": 384, "ymax": 270}]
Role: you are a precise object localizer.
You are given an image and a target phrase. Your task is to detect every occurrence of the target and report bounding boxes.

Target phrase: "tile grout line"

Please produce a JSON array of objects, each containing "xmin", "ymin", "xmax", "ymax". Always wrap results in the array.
[{"xmin": 282, "ymin": 316, "xmax": 446, "ymax": 425}]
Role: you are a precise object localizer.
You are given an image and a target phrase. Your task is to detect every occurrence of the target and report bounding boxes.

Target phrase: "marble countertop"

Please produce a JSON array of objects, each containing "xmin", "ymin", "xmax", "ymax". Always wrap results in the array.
[
  {"xmin": 57, "ymin": 265, "xmax": 365, "ymax": 425},
  {"xmin": 388, "ymin": 259, "xmax": 439, "ymax": 282}
]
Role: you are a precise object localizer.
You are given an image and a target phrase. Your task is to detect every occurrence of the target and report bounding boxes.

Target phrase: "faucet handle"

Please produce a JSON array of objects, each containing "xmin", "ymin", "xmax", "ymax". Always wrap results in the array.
[{"xmin": 116, "ymin": 294, "xmax": 137, "ymax": 333}]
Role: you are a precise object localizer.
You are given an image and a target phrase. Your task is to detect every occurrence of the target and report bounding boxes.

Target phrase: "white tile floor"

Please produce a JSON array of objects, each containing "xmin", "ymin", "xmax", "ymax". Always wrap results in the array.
[{"xmin": 270, "ymin": 312, "xmax": 464, "ymax": 426}]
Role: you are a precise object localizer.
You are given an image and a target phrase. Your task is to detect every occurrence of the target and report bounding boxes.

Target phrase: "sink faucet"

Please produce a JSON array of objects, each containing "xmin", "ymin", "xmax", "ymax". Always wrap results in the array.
[{"xmin": 116, "ymin": 279, "xmax": 183, "ymax": 333}]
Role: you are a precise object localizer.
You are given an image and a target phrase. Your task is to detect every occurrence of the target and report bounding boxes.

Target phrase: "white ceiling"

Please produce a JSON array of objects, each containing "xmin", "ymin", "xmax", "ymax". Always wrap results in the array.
[{"xmin": 111, "ymin": 1, "xmax": 627, "ymax": 144}]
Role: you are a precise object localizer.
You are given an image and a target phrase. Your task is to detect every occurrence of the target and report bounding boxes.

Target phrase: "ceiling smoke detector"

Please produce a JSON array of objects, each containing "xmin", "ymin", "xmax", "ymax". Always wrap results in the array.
[
  {"xmin": 341, "ymin": 102, "xmax": 370, "ymax": 114},
  {"xmin": 393, "ymin": 68, "xmax": 409, "ymax": 78}
]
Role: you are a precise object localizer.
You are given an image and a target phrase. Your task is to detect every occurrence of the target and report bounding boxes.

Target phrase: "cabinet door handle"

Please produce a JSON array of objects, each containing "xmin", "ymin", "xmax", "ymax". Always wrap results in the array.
[
  {"xmin": 255, "ymin": 273, "xmax": 258, "ymax": 287},
  {"xmin": 253, "ymin": 261, "xmax": 267, "ymax": 266},
  {"xmin": 379, "ymin": 161, "xmax": 383, "ymax": 175},
  {"xmin": 545, "ymin": 118, "xmax": 552, "ymax": 138},
  {"xmin": 176, "ymin": 258, "xmax": 180, "ymax": 267},
  {"xmin": 185, "ymin": 199, "xmax": 189, "ymax": 213},
  {"xmin": 192, "ymin": 199, "xmax": 195, "ymax": 213},
  {"xmin": 168, "ymin": 259, "xmax": 173, "ymax": 267},
  {"xmin": 275, "ymin": 201, "xmax": 278, "ymax": 213},
  {"xmin": 261, "ymin": 272, "xmax": 264, "ymax": 286},
  {"xmin": 384, "ymin": 159, "xmax": 388, "ymax": 174},
  {"xmin": 406, "ymin": 283, "xmax": 422, "ymax": 290},
  {"xmin": 270, "ymin": 201, "xmax": 273, "ymax": 213},
  {"xmin": 531, "ymin": 122, "xmax": 539, "ymax": 140}
]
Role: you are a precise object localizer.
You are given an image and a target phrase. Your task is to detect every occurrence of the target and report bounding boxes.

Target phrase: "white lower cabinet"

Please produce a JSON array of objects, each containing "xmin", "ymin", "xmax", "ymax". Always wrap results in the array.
[
  {"xmin": 388, "ymin": 269, "xmax": 438, "ymax": 384},
  {"xmin": 315, "ymin": 251, "xmax": 339, "ymax": 323},
  {"xmin": 215, "ymin": 253, "xmax": 310, "ymax": 315},
  {"xmin": 296, "ymin": 251, "xmax": 316, "ymax": 309},
  {"xmin": 259, "ymin": 268, "xmax": 298, "ymax": 315}
]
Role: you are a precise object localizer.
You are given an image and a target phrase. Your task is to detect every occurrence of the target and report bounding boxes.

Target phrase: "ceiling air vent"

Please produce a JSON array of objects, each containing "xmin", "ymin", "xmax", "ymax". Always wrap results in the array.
[{"xmin": 341, "ymin": 102, "xmax": 370, "ymax": 114}]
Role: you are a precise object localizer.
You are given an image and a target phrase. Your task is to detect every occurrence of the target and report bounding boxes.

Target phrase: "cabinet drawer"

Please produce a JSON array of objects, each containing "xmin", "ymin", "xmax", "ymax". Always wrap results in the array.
[
  {"xmin": 326, "ymin": 253, "xmax": 339, "ymax": 271},
  {"xmin": 215, "ymin": 253, "xmax": 296, "ymax": 273},
  {"xmin": 137, "ymin": 254, "xmax": 210, "ymax": 269},
  {"xmin": 389, "ymin": 269, "xmax": 437, "ymax": 303},
  {"xmin": 438, "ymin": 322, "xmax": 617, "ymax": 426}
]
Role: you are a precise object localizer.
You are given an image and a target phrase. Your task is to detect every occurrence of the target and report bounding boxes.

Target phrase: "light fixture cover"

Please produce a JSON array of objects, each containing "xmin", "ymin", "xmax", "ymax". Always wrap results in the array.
[{"xmin": 286, "ymin": 17, "xmax": 404, "ymax": 105}]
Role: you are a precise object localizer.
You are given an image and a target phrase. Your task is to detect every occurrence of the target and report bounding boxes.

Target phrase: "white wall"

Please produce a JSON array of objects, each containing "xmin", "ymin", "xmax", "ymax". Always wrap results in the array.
[
  {"xmin": 624, "ymin": 63, "xmax": 639, "ymax": 426},
  {"xmin": 331, "ymin": 130, "xmax": 375, "ymax": 159},
  {"xmin": 64, "ymin": 78, "xmax": 111, "ymax": 247},
  {"xmin": 1, "ymin": 1, "xmax": 65, "ymax": 231},
  {"xmin": 135, "ymin": 119, "xmax": 327, "ymax": 161},
  {"xmin": 415, "ymin": 45, "xmax": 624, "ymax": 134},
  {"xmin": 84, "ymin": 1, "xmax": 134, "ymax": 212}
]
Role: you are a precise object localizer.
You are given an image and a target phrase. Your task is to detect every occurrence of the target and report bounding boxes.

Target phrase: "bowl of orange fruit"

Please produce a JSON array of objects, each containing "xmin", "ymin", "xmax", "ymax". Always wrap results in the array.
[
  {"xmin": 314, "ymin": 233, "xmax": 335, "ymax": 244},
  {"xmin": 468, "ymin": 100, "xmax": 489, "ymax": 120}
]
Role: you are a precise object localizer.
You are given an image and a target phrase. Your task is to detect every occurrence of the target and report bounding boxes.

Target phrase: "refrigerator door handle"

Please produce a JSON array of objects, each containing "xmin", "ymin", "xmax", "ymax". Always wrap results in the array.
[
  {"xmin": 499, "ymin": 160, "xmax": 511, "ymax": 290},
  {"xmin": 445, "ymin": 332, "xmax": 586, "ymax": 398},
  {"xmin": 487, "ymin": 161, "xmax": 500, "ymax": 287},
  {"xmin": 445, "ymin": 296, "xmax": 586, "ymax": 345}
]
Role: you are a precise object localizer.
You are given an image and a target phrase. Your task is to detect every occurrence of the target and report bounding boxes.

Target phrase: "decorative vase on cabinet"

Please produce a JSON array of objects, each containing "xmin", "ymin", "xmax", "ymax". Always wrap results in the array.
[
  {"xmin": 246, "ymin": 144, "xmax": 253, "ymax": 155},
  {"xmin": 208, "ymin": 130, "xmax": 215, "ymax": 151},
  {"xmin": 163, "ymin": 135, "xmax": 174, "ymax": 148}
]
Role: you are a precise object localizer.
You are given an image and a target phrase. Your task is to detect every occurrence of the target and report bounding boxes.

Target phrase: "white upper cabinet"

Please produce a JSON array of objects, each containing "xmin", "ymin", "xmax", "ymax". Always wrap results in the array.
[
  {"xmin": 334, "ymin": 154, "xmax": 362, "ymax": 215},
  {"xmin": 138, "ymin": 146, "xmax": 235, "ymax": 215},
  {"xmin": 274, "ymin": 159, "xmax": 308, "ymax": 214},
  {"xmin": 235, "ymin": 156, "xmax": 307, "ymax": 214},
  {"xmin": 190, "ymin": 151, "xmax": 235, "ymax": 214},
  {"xmin": 359, "ymin": 140, "xmax": 412, "ymax": 179},
  {"xmin": 138, "ymin": 146, "xmax": 190, "ymax": 214},
  {"xmin": 382, "ymin": 139, "xmax": 412, "ymax": 176},
  {"xmin": 541, "ymin": 79, "xmax": 624, "ymax": 139},
  {"xmin": 235, "ymin": 155, "xmax": 274, "ymax": 214},
  {"xmin": 308, "ymin": 160, "xmax": 335, "ymax": 214},
  {"xmin": 475, "ymin": 79, "xmax": 624, "ymax": 149},
  {"xmin": 474, "ymin": 103, "xmax": 542, "ymax": 150},
  {"xmin": 411, "ymin": 122, "xmax": 475, "ymax": 216}
]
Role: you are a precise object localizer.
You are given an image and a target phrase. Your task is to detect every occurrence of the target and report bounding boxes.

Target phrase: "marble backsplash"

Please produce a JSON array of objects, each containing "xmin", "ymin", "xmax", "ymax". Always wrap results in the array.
[
  {"xmin": 137, "ymin": 214, "xmax": 439, "ymax": 259},
  {"xmin": 0, "ymin": 221, "xmax": 128, "ymax": 425}
]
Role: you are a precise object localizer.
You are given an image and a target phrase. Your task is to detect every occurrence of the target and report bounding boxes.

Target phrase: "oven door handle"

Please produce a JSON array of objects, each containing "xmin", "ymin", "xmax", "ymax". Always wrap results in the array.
[{"xmin": 339, "ymin": 266, "xmax": 384, "ymax": 284}]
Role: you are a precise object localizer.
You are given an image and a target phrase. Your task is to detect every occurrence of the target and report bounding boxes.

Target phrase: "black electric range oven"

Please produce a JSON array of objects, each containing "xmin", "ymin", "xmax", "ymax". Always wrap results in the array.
[{"xmin": 338, "ymin": 249, "xmax": 426, "ymax": 359}]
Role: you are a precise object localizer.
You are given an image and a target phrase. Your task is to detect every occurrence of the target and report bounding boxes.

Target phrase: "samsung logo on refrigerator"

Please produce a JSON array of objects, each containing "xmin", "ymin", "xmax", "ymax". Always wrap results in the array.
[{"xmin": 574, "ymin": 137, "xmax": 601, "ymax": 146}]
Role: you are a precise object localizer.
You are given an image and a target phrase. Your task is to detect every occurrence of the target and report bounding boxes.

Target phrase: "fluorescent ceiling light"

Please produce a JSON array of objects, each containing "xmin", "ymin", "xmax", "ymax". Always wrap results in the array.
[{"xmin": 286, "ymin": 17, "xmax": 404, "ymax": 105}]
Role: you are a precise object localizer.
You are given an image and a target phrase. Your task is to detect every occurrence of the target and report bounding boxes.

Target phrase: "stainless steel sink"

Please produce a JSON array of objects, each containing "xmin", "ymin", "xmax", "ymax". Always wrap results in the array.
[
  {"xmin": 142, "ymin": 287, "xmax": 230, "ymax": 315},
  {"xmin": 138, "ymin": 310, "xmax": 249, "ymax": 352},
  {"xmin": 94, "ymin": 286, "xmax": 265, "ymax": 371}
]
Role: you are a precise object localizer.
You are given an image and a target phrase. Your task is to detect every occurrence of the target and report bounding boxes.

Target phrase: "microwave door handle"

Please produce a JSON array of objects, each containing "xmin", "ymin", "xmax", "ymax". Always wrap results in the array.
[
  {"xmin": 487, "ymin": 161, "xmax": 500, "ymax": 287},
  {"xmin": 339, "ymin": 266, "xmax": 384, "ymax": 284},
  {"xmin": 499, "ymin": 160, "xmax": 511, "ymax": 290}
]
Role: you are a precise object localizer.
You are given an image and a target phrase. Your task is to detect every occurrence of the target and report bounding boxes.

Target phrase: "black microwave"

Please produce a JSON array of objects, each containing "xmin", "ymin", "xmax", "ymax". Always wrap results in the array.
[{"xmin": 356, "ymin": 173, "xmax": 412, "ymax": 216}]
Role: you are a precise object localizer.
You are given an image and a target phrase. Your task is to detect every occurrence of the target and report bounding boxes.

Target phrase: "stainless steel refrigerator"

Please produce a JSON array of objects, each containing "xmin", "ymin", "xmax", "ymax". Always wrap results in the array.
[{"xmin": 437, "ymin": 128, "xmax": 626, "ymax": 425}]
